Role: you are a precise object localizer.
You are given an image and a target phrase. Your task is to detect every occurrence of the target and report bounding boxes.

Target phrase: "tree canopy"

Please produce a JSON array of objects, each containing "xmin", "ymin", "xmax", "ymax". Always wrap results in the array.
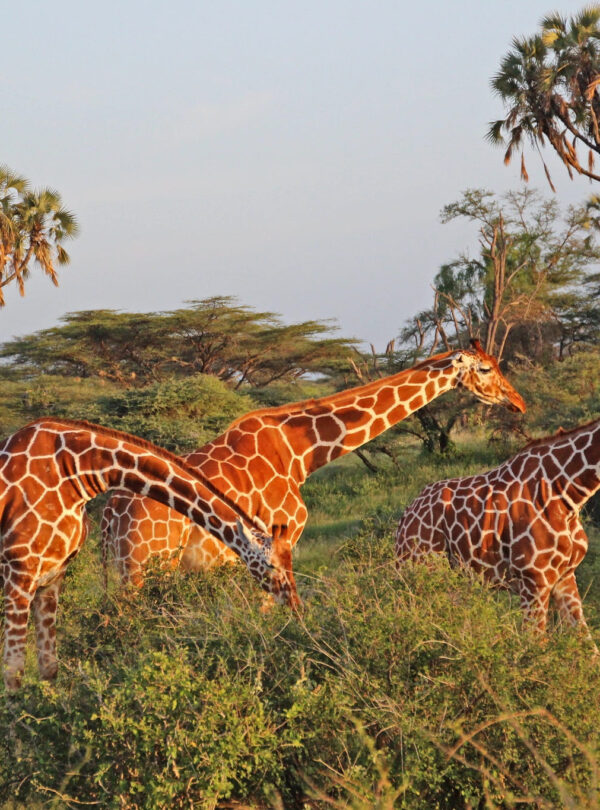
[
  {"xmin": 347, "ymin": 187, "xmax": 600, "ymax": 460},
  {"xmin": 489, "ymin": 5, "xmax": 600, "ymax": 187},
  {"xmin": 401, "ymin": 188, "xmax": 600, "ymax": 363},
  {"xmin": 0, "ymin": 165, "xmax": 78, "ymax": 306},
  {"xmin": 0, "ymin": 297, "xmax": 357, "ymax": 388}
]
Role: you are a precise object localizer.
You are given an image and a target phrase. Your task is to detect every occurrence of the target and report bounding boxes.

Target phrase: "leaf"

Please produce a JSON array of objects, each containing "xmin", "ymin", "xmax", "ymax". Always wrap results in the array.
[
  {"xmin": 543, "ymin": 161, "xmax": 557, "ymax": 193},
  {"xmin": 585, "ymin": 75, "xmax": 600, "ymax": 101}
]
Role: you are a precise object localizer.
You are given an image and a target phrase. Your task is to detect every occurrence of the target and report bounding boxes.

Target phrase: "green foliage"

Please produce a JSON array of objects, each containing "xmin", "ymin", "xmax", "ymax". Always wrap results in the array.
[
  {"xmin": 403, "ymin": 188, "xmax": 600, "ymax": 364},
  {"xmin": 0, "ymin": 370, "xmax": 114, "ymax": 437},
  {"xmin": 0, "ymin": 370, "xmax": 256, "ymax": 455},
  {"xmin": 2, "ymin": 448, "xmax": 600, "ymax": 808},
  {"xmin": 489, "ymin": 347, "xmax": 600, "ymax": 440},
  {"xmin": 0, "ymin": 297, "xmax": 356, "ymax": 388},
  {"xmin": 97, "ymin": 374, "xmax": 255, "ymax": 453},
  {"xmin": 0, "ymin": 370, "xmax": 255, "ymax": 455}
]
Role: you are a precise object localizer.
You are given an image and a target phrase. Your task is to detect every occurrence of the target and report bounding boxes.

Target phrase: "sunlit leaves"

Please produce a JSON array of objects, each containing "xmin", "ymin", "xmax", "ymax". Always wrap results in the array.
[{"xmin": 489, "ymin": 6, "xmax": 600, "ymax": 185}]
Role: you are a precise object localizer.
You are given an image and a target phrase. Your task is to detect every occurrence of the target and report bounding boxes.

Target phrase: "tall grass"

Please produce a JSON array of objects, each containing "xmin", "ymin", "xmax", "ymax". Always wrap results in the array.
[{"xmin": 1, "ymin": 439, "xmax": 599, "ymax": 808}]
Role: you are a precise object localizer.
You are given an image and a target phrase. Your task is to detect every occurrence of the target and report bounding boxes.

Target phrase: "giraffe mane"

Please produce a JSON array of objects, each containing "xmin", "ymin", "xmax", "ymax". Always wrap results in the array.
[
  {"xmin": 19, "ymin": 417, "xmax": 267, "ymax": 534},
  {"xmin": 227, "ymin": 348, "xmax": 464, "ymax": 428},
  {"xmin": 519, "ymin": 417, "xmax": 600, "ymax": 451}
]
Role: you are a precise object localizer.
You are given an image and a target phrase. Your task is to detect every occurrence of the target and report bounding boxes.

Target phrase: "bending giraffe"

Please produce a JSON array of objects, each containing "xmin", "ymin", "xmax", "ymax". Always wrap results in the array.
[
  {"xmin": 395, "ymin": 418, "xmax": 600, "ymax": 643},
  {"xmin": 0, "ymin": 417, "xmax": 297, "ymax": 692},
  {"xmin": 102, "ymin": 341, "xmax": 526, "ymax": 584}
]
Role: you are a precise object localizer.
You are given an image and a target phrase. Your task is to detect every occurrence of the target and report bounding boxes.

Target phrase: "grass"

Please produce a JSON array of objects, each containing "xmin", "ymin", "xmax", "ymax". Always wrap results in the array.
[
  {"xmin": 298, "ymin": 434, "xmax": 516, "ymax": 560},
  {"xmin": 1, "ymin": 435, "xmax": 600, "ymax": 808}
]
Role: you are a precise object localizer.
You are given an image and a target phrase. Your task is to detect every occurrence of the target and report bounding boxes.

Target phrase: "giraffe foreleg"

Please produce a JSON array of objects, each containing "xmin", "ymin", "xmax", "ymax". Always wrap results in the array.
[
  {"xmin": 31, "ymin": 570, "xmax": 66, "ymax": 681},
  {"xmin": 517, "ymin": 574, "xmax": 551, "ymax": 633},
  {"xmin": 551, "ymin": 572, "xmax": 598, "ymax": 654}
]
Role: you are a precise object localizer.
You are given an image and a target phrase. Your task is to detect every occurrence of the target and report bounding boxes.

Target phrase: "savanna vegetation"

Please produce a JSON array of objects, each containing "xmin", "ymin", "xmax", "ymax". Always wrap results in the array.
[
  {"xmin": 4, "ymin": 6, "xmax": 600, "ymax": 803},
  {"xmin": 1, "ymin": 276, "xmax": 600, "ymax": 808},
  {"xmin": 2, "ymin": 445, "xmax": 600, "ymax": 809}
]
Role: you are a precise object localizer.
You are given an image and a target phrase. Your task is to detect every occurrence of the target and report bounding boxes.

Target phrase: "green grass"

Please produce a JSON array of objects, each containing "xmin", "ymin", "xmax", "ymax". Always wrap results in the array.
[
  {"xmin": 297, "ymin": 435, "xmax": 515, "ymax": 562},
  {"xmin": 2, "ymin": 437, "xmax": 600, "ymax": 808}
]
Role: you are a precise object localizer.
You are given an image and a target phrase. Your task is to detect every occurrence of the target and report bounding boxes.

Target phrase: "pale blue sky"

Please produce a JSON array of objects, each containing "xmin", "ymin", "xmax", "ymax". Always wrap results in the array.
[{"xmin": 2, "ymin": 0, "xmax": 591, "ymax": 347}]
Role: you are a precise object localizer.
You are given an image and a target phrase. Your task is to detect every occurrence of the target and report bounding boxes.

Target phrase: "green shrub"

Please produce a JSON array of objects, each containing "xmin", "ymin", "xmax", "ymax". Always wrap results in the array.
[{"xmin": 1, "ymin": 506, "xmax": 599, "ymax": 808}]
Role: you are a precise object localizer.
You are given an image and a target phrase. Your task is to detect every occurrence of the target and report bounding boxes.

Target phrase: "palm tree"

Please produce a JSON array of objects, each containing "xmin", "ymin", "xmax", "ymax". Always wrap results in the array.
[
  {"xmin": 488, "ymin": 6, "xmax": 600, "ymax": 187},
  {"xmin": 0, "ymin": 165, "xmax": 79, "ymax": 306}
]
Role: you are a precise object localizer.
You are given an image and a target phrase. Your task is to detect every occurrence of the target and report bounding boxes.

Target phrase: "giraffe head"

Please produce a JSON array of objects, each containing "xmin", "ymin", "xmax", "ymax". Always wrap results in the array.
[
  {"xmin": 236, "ymin": 521, "xmax": 301, "ymax": 609},
  {"xmin": 453, "ymin": 340, "xmax": 526, "ymax": 413}
]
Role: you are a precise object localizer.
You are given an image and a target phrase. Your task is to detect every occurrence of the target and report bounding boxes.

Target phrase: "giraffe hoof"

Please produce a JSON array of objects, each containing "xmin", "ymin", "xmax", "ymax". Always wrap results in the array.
[{"xmin": 40, "ymin": 664, "xmax": 59, "ymax": 681}]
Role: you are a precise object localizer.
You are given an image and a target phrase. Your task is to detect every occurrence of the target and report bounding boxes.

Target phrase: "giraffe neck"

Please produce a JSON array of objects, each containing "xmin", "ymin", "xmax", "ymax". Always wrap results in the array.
[
  {"xmin": 14, "ymin": 418, "xmax": 269, "ymax": 566},
  {"xmin": 533, "ymin": 419, "xmax": 600, "ymax": 510},
  {"xmin": 273, "ymin": 353, "xmax": 459, "ymax": 480}
]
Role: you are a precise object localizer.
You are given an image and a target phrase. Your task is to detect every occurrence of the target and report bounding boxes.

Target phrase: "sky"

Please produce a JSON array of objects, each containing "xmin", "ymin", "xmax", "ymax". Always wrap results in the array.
[{"xmin": 2, "ymin": 0, "xmax": 593, "ymax": 348}]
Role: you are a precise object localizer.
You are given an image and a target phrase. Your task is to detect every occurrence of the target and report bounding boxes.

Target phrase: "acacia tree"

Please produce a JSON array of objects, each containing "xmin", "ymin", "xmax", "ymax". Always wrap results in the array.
[
  {"xmin": 0, "ymin": 298, "xmax": 356, "ymax": 387},
  {"xmin": 489, "ymin": 6, "xmax": 600, "ymax": 188},
  {"xmin": 0, "ymin": 165, "xmax": 78, "ymax": 305}
]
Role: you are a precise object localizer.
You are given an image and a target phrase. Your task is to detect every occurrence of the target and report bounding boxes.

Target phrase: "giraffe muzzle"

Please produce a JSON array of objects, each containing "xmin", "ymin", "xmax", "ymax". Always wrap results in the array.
[{"xmin": 505, "ymin": 392, "xmax": 526, "ymax": 414}]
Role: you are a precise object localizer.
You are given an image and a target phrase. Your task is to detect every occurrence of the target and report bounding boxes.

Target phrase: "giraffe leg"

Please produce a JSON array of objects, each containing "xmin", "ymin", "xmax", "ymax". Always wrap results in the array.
[
  {"xmin": 552, "ymin": 571, "xmax": 586, "ymax": 627},
  {"xmin": 551, "ymin": 572, "xmax": 598, "ymax": 654},
  {"xmin": 518, "ymin": 575, "xmax": 551, "ymax": 633},
  {"xmin": 120, "ymin": 559, "xmax": 145, "ymax": 589},
  {"xmin": 31, "ymin": 570, "xmax": 66, "ymax": 681},
  {"xmin": 3, "ymin": 576, "xmax": 35, "ymax": 693}
]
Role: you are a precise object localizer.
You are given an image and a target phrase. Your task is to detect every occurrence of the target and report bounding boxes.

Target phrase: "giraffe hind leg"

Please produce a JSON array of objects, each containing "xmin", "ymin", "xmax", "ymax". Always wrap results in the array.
[{"xmin": 31, "ymin": 571, "xmax": 66, "ymax": 681}]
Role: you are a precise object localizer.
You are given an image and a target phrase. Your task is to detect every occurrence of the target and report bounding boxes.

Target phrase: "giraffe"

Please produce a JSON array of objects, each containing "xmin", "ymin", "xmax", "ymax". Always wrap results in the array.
[
  {"xmin": 395, "ymin": 418, "xmax": 600, "ymax": 643},
  {"xmin": 0, "ymin": 417, "xmax": 297, "ymax": 692},
  {"xmin": 102, "ymin": 341, "xmax": 526, "ymax": 584}
]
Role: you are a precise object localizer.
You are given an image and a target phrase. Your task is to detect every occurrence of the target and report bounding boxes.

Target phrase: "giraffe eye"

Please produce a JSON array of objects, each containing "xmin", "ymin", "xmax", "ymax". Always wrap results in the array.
[{"xmin": 480, "ymin": 367, "xmax": 492, "ymax": 374}]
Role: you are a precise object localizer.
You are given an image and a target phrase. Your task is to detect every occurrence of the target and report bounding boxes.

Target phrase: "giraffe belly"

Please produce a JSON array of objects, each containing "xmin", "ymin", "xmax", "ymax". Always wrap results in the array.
[
  {"xmin": 36, "ymin": 562, "xmax": 68, "ymax": 588},
  {"xmin": 180, "ymin": 526, "xmax": 238, "ymax": 570}
]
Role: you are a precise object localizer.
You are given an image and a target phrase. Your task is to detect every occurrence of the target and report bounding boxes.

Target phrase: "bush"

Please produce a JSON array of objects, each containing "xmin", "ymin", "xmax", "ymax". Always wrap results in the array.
[
  {"xmin": 1, "ymin": 510, "xmax": 599, "ymax": 809},
  {"xmin": 96, "ymin": 373, "xmax": 255, "ymax": 453}
]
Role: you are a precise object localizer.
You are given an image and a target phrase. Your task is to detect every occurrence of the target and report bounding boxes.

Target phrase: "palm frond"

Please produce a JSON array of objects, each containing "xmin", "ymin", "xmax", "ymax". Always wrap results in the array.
[{"xmin": 486, "ymin": 119, "xmax": 506, "ymax": 144}]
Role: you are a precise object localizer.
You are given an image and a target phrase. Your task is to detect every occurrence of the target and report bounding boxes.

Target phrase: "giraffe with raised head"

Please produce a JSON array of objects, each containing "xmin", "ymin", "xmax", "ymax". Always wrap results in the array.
[
  {"xmin": 0, "ymin": 417, "xmax": 297, "ymax": 692},
  {"xmin": 395, "ymin": 418, "xmax": 600, "ymax": 641},
  {"xmin": 102, "ymin": 341, "xmax": 526, "ymax": 584}
]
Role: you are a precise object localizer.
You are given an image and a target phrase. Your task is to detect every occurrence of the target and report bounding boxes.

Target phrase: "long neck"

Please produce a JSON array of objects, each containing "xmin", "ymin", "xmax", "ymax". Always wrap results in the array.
[
  {"xmin": 273, "ymin": 354, "xmax": 458, "ymax": 480},
  {"xmin": 536, "ymin": 421, "xmax": 600, "ymax": 510},
  {"xmin": 35, "ymin": 418, "xmax": 267, "ymax": 562}
]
